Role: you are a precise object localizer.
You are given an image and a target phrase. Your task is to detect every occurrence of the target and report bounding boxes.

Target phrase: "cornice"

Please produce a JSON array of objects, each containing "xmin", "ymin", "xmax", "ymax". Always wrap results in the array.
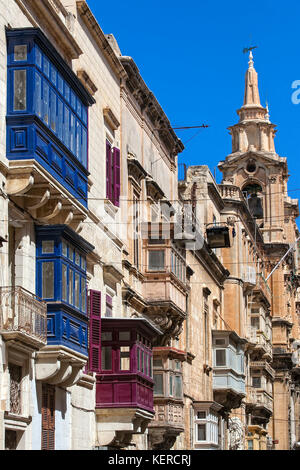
[
  {"xmin": 76, "ymin": 1, "xmax": 127, "ymax": 80},
  {"xmin": 120, "ymin": 56, "xmax": 184, "ymax": 158}
]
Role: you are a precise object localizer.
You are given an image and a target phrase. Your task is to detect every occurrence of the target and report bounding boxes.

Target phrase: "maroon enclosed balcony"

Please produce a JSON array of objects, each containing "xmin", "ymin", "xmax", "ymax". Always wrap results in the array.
[{"xmin": 96, "ymin": 317, "xmax": 161, "ymax": 413}]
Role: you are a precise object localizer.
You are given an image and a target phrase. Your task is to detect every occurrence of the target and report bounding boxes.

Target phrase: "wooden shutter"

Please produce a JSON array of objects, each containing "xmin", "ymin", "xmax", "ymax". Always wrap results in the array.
[
  {"xmin": 89, "ymin": 290, "xmax": 102, "ymax": 372},
  {"xmin": 113, "ymin": 147, "xmax": 121, "ymax": 207},
  {"xmin": 41, "ymin": 384, "xmax": 55, "ymax": 450},
  {"xmin": 106, "ymin": 141, "xmax": 112, "ymax": 201}
]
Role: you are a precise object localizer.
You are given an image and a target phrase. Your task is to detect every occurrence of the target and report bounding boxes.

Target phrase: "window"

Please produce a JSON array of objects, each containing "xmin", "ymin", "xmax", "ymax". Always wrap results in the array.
[
  {"xmin": 14, "ymin": 70, "xmax": 27, "ymax": 111},
  {"xmin": 251, "ymin": 316, "xmax": 260, "ymax": 330},
  {"xmin": 42, "ymin": 262, "xmax": 54, "ymax": 299},
  {"xmin": 36, "ymin": 230, "xmax": 89, "ymax": 313},
  {"xmin": 252, "ymin": 376, "xmax": 261, "ymax": 388},
  {"xmin": 133, "ymin": 193, "xmax": 140, "ymax": 268},
  {"xmin": 120, "ymin": 346, "xmax": 130, "ymax": 371},
  {"xmin": 154, "ymin": 373, "xmax": 164, "ymax": 395},
  {"xmin": 195, "ymin": 409, "xmax": 219, "ymax": 445},
  {"xmin": 248, "ymin": 440, "xmax": 254, "ymax": 450},
  {"xmin": 106, "ymin": 295, "xmax": 113, "ymax": 318},
  {"xmin": 41, "ymin": 384, "xmax": 55, "ymax": 451},
  {"xmin": 215, "ymin": 349, "xmax": 226, "ymax": 366},
  {"xmin": 9, "ymin": 363, "xmax": 22, "ymax": 415},
  {"xmin": 171, "ymin": 248, "xmax": 186, "ymax": 282},
  {"xmin": 148, "ymin": 250, "xmax": 165, "ymax": 271},
  {"xmin": 106, "ymin": 141, "xmax": 121, "ymax": 207},
  {"xmin": 197, "ymin": 424, "xmax": 206, "ymax": 441},
  {"xmin": 101, "ymin": 346, "xmax": 112, "ymax": 371}
]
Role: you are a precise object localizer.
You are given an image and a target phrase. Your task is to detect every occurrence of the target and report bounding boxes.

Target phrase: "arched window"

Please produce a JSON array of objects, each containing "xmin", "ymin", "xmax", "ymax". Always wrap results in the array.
[{"xmin": 242, "ymin": 183, "xmax": 264, "ymax": 219}]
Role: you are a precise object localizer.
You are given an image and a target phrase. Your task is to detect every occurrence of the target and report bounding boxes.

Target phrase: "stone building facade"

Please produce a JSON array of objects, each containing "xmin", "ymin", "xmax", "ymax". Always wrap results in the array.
[{"xmin": 0, "ymin": 0, "xmax": 299, "ymax": 451}]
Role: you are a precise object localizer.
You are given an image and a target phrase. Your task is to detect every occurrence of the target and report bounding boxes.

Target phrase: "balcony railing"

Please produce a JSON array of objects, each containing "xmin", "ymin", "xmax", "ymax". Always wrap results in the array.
[
  {"xmin": 151, "ymin": 402, "xmax": 184, "ymax": 430},
  {"xmin": 219, "ymin": 184, "xmax": 245, "ymax": 201},
  {"xmin": 247, "ymin": 388, "xmax": 273, "ymax": 412},
  {"xmin": 0, "ymin": 286, "xmax": 47, "ymax": 346},
  {"xmin": 248, "ymin": 327, "xmax": 272, "ymax": 358},
  {"xmin": 256, "ymin": 273, "xmax": 272, "ymax": 302},
  {"xmin": 250, "ymin": 360, "xmax": 275, "ymax": 379}
]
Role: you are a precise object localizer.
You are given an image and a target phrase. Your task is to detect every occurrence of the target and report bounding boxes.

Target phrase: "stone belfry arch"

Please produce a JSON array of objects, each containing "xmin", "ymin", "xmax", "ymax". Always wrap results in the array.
[{"xmin": 218, "ymin": 51, "xmax": 297, "ymax": 245}]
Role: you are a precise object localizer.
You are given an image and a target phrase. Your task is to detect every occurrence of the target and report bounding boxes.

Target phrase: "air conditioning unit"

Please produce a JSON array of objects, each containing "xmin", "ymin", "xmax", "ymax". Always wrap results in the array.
[{"xmin": 242, "ymin": 265, "xmax": 256, "ymax": 287}]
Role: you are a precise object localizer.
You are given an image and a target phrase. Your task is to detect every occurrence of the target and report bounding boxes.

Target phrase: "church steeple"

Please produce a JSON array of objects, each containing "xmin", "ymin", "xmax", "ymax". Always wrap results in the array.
[
  {"xmin": 238, "ymin": 51, "xmax": 268, "ymax": 122},
  {"xmin": 218, "ymin": 51, "xmax": 277, "ymax": 157}
]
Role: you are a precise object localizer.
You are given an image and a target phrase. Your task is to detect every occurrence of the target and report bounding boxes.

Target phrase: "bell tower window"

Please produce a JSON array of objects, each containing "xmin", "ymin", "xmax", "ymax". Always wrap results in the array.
[{"xmin": 242, "ymin": 183, "xmax": 264, "ymax": 220}]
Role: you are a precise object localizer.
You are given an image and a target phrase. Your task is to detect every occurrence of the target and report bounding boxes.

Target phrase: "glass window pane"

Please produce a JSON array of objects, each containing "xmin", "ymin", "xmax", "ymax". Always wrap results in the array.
[
  {"xmin": 64, "ymin": 83, "xmax": 70, "ymax": 103},
  {"xmin": 64, "ymin": 106, "xmax": 70, "ymax": 148},
  {"xmin": 101, "ymin": 346, "xmax": 112, "ymax": 370},
  {"xmin": 62, "ymin": 241, "xmax": 68, "ymax": 257},
  {"xmin": 50, "ymin": 66, "xmax": 57, "ymax": 86},
  {"xmin": 141, "ymin": 351, "xmax": 144, "ymax": 373},
  {"xmin": 43, "ymin": 57, "xmax": 50, "ymax": 77},
  {"xmin": 14, "ymin": 45, "xmax": 27, "ymax": 62},
  {"xmin": 169, "ymin": 374, "xmax": 173, "ymax": 396},
  {"xmin": 174, "ymin": 375, "xmax": 182, "ymax": 398},
  {"xmin": 14, "ymin": 70, "xmax": 27, "ymax": 111},
  {"xmin": 102, "ymin": 332, "xmax": 112, "ymax": 341},
  {"xmin": 42, "ymin": 262, "xmax": 54, "ymax": 299},
  {"xmin": 81, "ymin": 277, "xmax": 86, "ymax": 313},
  {"xmin": 57, "ymin": 99, "xmax": 63, "ymax": 141},
  {"xmin": 43, "ymin": 81, "xmax": 49, "ymax": 125},
  {"xmin": 120, "ymin": 346, "xmax": 130, "ymax": 371},
  {"xmin": 153, "ymin": 373, "xmax": 163, "ymax": 395},
  {"xmin": 252, "ymin": 377, "xmax": 261, "ymax": 388},
  {"xmin": 35, "ymin": 47, "xmax": 42, "ymax": 69},
  {"xmin": 119, "ymin": 331, "xmax": 130, "ymax": 341},
  {"xmin": 137, "ymin": 348, "xmax": 140, "ymax": 371},
  {"xmin": 70, "ymin": 114, "xmax": 75, "ymax": 154},
  {"xmin": 75, "ymin": 251, "xmax": 80, "ymax": 266},
  {"xmin": 153, "ymin": 358, "xmax": 163, "ymax": 368},
  {"xmin": 62, "ymin": 264, "xmax": 67, "ymax": 302},
  {"xmin": 197, "ymin": 411, "xmax": 206, "ymax": 420},
  {"xmin": 35, "ymin": 72, "xmax": 42, "ymax": 118},
  {"xmin": 197, "ymin": 424, "xmax": 206, "ymax": 441},
  {"xmin": 58, "ymin": 74, "xmax": 64, "ymax": 95},
  {"xmin": 148, "ymin": 250, "xmax": 165, "ymax": 271},
  {"xmin": 50, "ymin": 89, "xmax": 57, "ymax": 132},
  {"xmin": 216, "ymin": 349, "xmax": 226, "ymax": 366},
  {"xmin": 42, "ymin": 240, "xmax": 54, "ymax": 254},
  {"xmin": 69, "ymin": 270, "xmax": 74, "ymax": 305},
  {"xmin": 248, "ymin": 440, "xmax": 253, "ymax": 450},
  {"xmin": 75, "ymin": 273, "xmax": 80, "ymax": 309},
  {"xmin": 68, "ymin": 246, "xmax": 74, "ymax": 262}
]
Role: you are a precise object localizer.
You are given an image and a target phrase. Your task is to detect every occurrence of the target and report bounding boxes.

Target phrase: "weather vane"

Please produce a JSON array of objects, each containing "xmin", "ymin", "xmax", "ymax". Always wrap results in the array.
[{"xmin": 243, "ymin": 45, "xmax": 258, "ymax": 54}]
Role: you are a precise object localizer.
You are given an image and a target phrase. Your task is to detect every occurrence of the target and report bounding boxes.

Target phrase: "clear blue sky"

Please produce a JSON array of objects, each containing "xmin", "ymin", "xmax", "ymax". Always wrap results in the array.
[{"xmin": 88, "ymin": 0, "xmax": 300, "ymax": 194}]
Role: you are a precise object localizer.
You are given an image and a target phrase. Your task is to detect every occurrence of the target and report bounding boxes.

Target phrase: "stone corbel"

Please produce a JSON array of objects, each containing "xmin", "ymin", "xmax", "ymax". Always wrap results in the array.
[
  {"xmin": 35, "ymin": 347, "xmax": 87, "ymax": 388},
  {"xmin": 95, "ymin": 408, "xmax": 154, "ymax": 448},
  {"xmin": 25, "ymin": 187, "xmax": 51, "ymax": 211},
  {"xmin": 6, "ymin": 172, "xmax": 34, "ymax": 196},
  {"xmin": 35, "ymin": 199, "xmax": 62, "ymax": 222}
]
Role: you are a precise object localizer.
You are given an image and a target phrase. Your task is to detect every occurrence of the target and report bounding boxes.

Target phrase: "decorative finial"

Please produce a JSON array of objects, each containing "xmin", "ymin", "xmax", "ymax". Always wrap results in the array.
[{"xmin": 249, "ymin": 50, "xmax": 254, "ymax": 69}]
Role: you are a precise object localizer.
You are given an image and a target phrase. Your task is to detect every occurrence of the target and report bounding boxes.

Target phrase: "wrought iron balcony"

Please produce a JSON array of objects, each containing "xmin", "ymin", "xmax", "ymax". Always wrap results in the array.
[{"xmin": 0, "ymin": 286, "xmax": 47, "ymax": 348}]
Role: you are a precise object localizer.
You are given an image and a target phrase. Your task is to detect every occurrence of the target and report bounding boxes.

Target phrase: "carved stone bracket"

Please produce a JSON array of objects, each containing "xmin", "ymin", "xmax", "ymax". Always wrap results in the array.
[{"xmin": 145, "ymin": 302, "xmax": 186, "ymax": 346}]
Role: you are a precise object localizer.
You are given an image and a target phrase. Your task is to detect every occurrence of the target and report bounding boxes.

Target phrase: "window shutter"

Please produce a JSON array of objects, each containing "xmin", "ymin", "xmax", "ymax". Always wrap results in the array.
[
  {"xmin": 41, "ymin": 384, "xmax": 55, "ymax": 450},
  {"xmin": 89, "ymin": 290, "xmax": 101, "ymax": 372},
  {"xmin": 113, "ymin": 147, "xmax": 121, "ymax": 207},
  {"xmin": 106, "ymin": 141, "xmax": 112, "ymax": 201}
]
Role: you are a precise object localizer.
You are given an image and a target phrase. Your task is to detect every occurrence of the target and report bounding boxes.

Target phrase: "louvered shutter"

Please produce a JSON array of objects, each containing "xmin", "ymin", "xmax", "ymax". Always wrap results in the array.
[
  {"xmin": 41, "ymin": 384, "xmax": 55, "ymax": 450},
  {"xmin": 89, "ymin": 290, "xmax": 101, "ymax": 372},
  {"xmin": 106, "ymin": 141, "xmax": 112, "ymax": 201},
  {"xmin": 113, "ymin": 147, "xmax": 121, "ymax": 207}
]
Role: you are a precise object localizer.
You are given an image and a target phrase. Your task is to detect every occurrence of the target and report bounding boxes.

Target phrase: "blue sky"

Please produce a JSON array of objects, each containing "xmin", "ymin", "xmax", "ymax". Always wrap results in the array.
[{"xmin": 88, "ymin": 0, "xmax": 300, "ymax": 193}]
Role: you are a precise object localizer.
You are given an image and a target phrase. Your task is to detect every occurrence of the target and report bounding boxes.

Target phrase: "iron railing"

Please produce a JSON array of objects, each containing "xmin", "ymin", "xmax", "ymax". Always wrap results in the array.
[{"xmin": 0, "ymin": 286, "xmax": 47, "ymax": 344}]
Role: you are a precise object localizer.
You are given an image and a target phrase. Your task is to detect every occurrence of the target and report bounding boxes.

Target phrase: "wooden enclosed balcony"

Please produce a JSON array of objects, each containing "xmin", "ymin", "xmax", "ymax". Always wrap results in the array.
[{"xmin": 0, "ymin": 286, "xmax": 47, "ymax": 349}]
